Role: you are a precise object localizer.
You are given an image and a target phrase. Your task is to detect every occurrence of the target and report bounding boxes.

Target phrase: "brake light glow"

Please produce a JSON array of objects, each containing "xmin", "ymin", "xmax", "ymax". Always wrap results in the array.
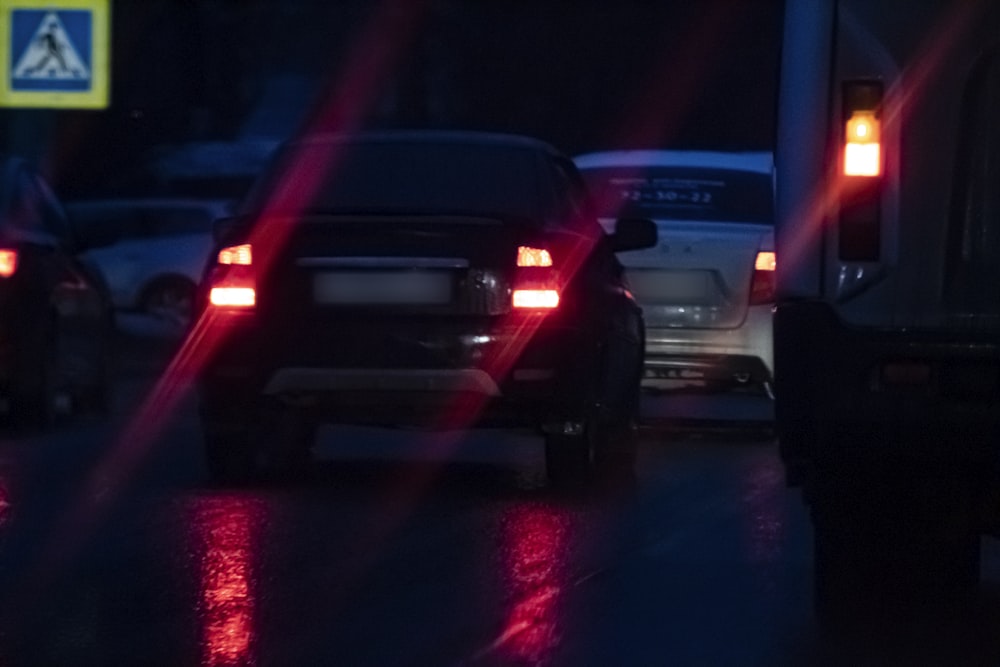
[
  {"xmin": 209, "ymin": 243, "xmax": 255, "ymax": 308},
  {"xmin": 512, "ymin": 289, "xmax": 560, "ymax": 309},
  {"xmin": 844, "ymin": 111, "xmax": 881, "ymax": 177},
  {"xmin": 517, "ymin": 246, "xmax": 553, "ymax": 267},
  {"xmin": 0, "ymin": 249, "xmax": 17, "ymax": 278},
  {"xmin": 513, "ymin": 245, "xmax": 559, "ymax": 309},
  {"xmin": 209, "ymin": 287, "xmax": 256, "ymax": 308},
  {"xmin": 749, "ymin": 251, "xmax": 776, "ymax": 305},
  {"xmin": 218, "ymin": 244, "xmax": 252, "ymax": 266}
]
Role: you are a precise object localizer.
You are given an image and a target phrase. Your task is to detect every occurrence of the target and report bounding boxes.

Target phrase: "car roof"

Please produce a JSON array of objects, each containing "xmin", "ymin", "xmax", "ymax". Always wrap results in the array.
[
  {"xmin": 65, "ymin": 198, "xmax": 232, "ymax": 213},
  {"xmin": 288, "ymin": 129, "xmax": 562, "ymax": 155},
  {"xmin": 573, "ymin": 150, "xmax": 774, "ymax": 174}
]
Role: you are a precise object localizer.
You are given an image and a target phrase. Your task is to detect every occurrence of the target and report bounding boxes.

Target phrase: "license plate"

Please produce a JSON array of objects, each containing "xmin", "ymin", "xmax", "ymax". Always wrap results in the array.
[
  {"xmin": 313, "ymin": 271, "xmax": 452, "ymax": 305},
  {"xmin": 626, "ymin": 270, "xmax": 710, "ymax": 303}
]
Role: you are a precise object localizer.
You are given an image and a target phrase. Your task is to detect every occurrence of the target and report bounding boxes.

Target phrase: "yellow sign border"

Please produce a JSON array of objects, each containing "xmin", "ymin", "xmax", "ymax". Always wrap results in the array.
[{"xmin": 0, "ymin": 0, "xmax": 110, "ymax": 109}]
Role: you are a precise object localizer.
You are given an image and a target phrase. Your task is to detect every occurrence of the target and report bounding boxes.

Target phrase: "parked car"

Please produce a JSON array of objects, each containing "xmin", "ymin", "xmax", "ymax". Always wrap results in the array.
[
  {"xmin": 0, "ymin": 155, "xmax": 113, "ymax": 427},
  {"xmin": 574, "ymin": 150, "xmax": 775, "ymax": 396},
  {"xmin": 198, "ymin": 130, "xmax": 657, "ymax": 486},
  {"xmin": 65, "ymin": 198, "xmax": 231, "ymax": 328}
]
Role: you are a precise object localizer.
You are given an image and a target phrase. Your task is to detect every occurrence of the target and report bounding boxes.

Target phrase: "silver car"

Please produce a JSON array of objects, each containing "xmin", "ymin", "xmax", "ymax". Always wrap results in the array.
[
  {"xmin": 574, "ymin": 150, "xmax": 775, "ymax": 396},
  {"xmin": 66, "ymin": 198, "xmax": 231, "ymax": 328}
]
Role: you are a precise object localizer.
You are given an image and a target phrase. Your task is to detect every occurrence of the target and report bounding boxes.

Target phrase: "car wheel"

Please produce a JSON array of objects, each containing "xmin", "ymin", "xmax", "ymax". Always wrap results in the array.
[{"xmin": 141, "ymin": 277, "xmax": 196, "ymax": 328}]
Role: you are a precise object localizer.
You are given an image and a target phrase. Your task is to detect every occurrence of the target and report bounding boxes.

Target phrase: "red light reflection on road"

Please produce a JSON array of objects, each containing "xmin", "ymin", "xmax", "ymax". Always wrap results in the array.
[
  {"xmin": 489, "ymin": 504, "xmax": 572, "ymax": 664},
  {"xmin": 741, "ymin": 456, "xmax": 787, "ymax": 568},
  {"xmin": 188, "ymin": 495, "xmax": 266, "ymax": 667}
]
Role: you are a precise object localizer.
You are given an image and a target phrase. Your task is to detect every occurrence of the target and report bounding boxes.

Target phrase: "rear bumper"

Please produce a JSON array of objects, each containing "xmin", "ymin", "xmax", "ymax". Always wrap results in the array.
[
  {"xmin": 198, "ymin": 311, "xmax": 600, "ymax": 429},
  {"xmin": 775, "ymin": 301, "xmax": 1000, "ymax": 471},
  {"xmin": 642, "ymin": 304, "xmax": 773, "ymax": 386}
]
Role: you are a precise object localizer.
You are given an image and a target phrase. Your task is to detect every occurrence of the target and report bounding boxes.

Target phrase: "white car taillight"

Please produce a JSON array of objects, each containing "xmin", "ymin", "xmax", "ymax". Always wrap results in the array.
[{"xmin": 749, "ymin": 251, "xmax": 776, "ymax": 305}]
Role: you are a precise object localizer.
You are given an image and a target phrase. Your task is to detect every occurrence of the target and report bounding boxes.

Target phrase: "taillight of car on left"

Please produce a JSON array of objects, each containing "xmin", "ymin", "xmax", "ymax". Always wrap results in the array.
[
  {"xmin": 208, "ymin": 243, "xmax": 255, "ymax": 308},
  {"xmin": 0, "ymin": 249, "xmax": 18, "ymax": 278}
]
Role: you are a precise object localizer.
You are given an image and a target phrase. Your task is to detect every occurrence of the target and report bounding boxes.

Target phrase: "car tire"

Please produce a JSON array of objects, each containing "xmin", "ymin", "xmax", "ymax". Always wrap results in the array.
[{"xmin": 141, "ymin": 277, "xmax": 196, "ymax": 328}]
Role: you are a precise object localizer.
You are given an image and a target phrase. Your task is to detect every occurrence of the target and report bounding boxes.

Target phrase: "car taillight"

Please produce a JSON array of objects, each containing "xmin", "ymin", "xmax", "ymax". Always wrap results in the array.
[
  {"xmin": 0, "ymin": 249, "xmax": 17, "ymax": 278},
  {"xmin": 513, "ymin": 246, "xmax": 559, "ymax": 310},
  {"xmin": 749, "ymin": 250, "xmax": 776, "ymax": 305},
  {"xmin": 209, "ymin": 244, "xmax": 255, "ymax": 309}
]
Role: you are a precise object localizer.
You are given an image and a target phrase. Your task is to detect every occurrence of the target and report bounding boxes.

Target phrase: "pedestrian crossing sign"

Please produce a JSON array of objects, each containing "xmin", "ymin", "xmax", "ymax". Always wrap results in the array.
[{"xmin": 0, "ymin": 0, "xmax": 110, "ymax": 109}]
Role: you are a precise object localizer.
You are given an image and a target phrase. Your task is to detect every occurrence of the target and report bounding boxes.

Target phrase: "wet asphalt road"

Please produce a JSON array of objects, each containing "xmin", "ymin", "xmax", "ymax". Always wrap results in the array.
[{"xmin": 2, "ymin": 324, "xmax": 1000, "ymax": 666}]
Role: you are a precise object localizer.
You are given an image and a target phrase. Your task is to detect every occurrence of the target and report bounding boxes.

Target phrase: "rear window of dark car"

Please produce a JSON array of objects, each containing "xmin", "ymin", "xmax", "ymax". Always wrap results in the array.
[
  {"xmin": 243, "ymin": 140, "xmax": 547, "ymax": 222},
  {"xmin": 581, "ymin": 167, "xmax": 774, "ymax": 223}
]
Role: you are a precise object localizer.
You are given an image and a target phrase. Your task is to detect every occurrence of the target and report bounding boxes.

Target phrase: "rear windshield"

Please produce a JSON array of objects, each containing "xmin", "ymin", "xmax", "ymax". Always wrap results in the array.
[
  {"xmin": 243, "ymin": 141, "xmax": 546, "ymax": 222},
  {"xmin": 581, "ymin": 167, "xmax": 773, "ymax": 223}
]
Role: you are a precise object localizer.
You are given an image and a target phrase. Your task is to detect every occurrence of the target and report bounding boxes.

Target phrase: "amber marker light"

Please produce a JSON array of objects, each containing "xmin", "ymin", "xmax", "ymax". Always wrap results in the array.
[{"xmin": 844, "ymin": 111, "xmax": 881, "ymax": 177}]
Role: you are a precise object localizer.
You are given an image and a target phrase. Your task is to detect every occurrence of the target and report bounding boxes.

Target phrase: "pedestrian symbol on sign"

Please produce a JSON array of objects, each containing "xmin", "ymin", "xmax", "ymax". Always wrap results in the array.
[{"xmin": 13, "ymin": 11, "xmax": 90, "ymax": 81}]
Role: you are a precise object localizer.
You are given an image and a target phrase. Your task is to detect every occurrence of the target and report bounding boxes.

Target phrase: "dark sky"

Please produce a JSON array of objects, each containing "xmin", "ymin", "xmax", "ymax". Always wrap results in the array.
[{"xmin": 0, "ymin": 0, "xmax": 785, "ymax": 196}]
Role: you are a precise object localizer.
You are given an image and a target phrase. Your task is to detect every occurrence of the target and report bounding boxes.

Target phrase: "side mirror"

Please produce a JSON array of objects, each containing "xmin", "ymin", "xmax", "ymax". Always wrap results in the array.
[{"xmin": 609, "ymin": 217, "xmax": 657, "ymax": 252}]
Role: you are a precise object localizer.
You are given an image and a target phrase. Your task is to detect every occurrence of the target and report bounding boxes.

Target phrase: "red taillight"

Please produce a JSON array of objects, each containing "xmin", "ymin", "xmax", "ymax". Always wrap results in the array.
[
  {"xmin": 209, "ymin": 286, "xmax": 256, "ymax": 307},
  {"xmin": 749, "ymin": 251, "xmax": 776, "ymax": 305},
  {"xmin": 512, "ymin": 289, "xmax": 560, "ymax": 309},
  {"xmin": 209, "ymin": 244, "xmax": 255, "ymax": 309},
  {"xmin": 0, "ymin": 249, "xmax": 17, "ymax": 278},
  {"xmin": 513, "ymin": 246, "xmax": 559, "ymax": 310}
]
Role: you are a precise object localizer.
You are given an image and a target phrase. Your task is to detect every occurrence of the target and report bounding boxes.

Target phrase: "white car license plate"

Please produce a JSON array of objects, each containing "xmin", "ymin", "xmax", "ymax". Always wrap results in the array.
[
  {"xmin": 313, "ymin": 271, "xmax": 452, "ymax": 305},
  {"xmin": 626, "ymin": 270, "xmax": 710, "ymax": 303}
]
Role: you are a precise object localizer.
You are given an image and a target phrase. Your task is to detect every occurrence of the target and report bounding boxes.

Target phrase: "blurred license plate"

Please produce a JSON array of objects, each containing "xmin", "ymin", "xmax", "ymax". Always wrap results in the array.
[
  {"xmin": 313, "ymin": 271, "xmax": 452, "ymax": 305},
  {"xmin": 626, "ymin": 270, "xmax": 709, "ymax": 303}
]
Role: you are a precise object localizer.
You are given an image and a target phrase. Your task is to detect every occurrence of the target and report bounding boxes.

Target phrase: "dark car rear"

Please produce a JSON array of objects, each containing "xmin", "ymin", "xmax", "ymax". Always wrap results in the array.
[
  {"xmin": 0, "ymin": 156, "xmax": 112, "ymax": 426},
  {"xmin": 197, "ymin": 131, "xmax": 656, "ymax": 486}
]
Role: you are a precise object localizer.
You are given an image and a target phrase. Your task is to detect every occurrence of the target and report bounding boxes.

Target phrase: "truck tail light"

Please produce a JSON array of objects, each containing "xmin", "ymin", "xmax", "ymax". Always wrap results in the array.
[
  {"xmin": 844, "ymin": 111, "xmax": 881, "ymax": 177},
  {"xmin": 839, "ymin": 80, "xmax": 884, "ymax": 261},
  {"xmin": 749, "ymin": 251, "xmax": 776, "ymax": 305},
  {"xmin": 0, "ymin": 249, "xmax": 17, "ymax": 278},
  {"xmin": 513, "ymin": 246, "xmax": 559, "ymax": 310},
  {"xmin": 209, "ymin": 244, "xmax": 255, "ymax": 308}
]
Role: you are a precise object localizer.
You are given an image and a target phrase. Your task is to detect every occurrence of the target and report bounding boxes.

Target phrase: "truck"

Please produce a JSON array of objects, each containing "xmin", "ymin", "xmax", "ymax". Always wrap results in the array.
[{"xmin": 775, "ymin": 0, "xmax": 1000, "ymax": 624}]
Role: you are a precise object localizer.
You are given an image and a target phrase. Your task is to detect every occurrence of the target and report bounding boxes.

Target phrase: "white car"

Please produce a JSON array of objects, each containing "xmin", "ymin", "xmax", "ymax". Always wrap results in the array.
[
  {"xmin": 574, "ymin": 150, "xmax": 775, "ymax": 395},
  {"xmin": 66, "ymin": 198, "xmax": 231, "ymax": 328}
]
